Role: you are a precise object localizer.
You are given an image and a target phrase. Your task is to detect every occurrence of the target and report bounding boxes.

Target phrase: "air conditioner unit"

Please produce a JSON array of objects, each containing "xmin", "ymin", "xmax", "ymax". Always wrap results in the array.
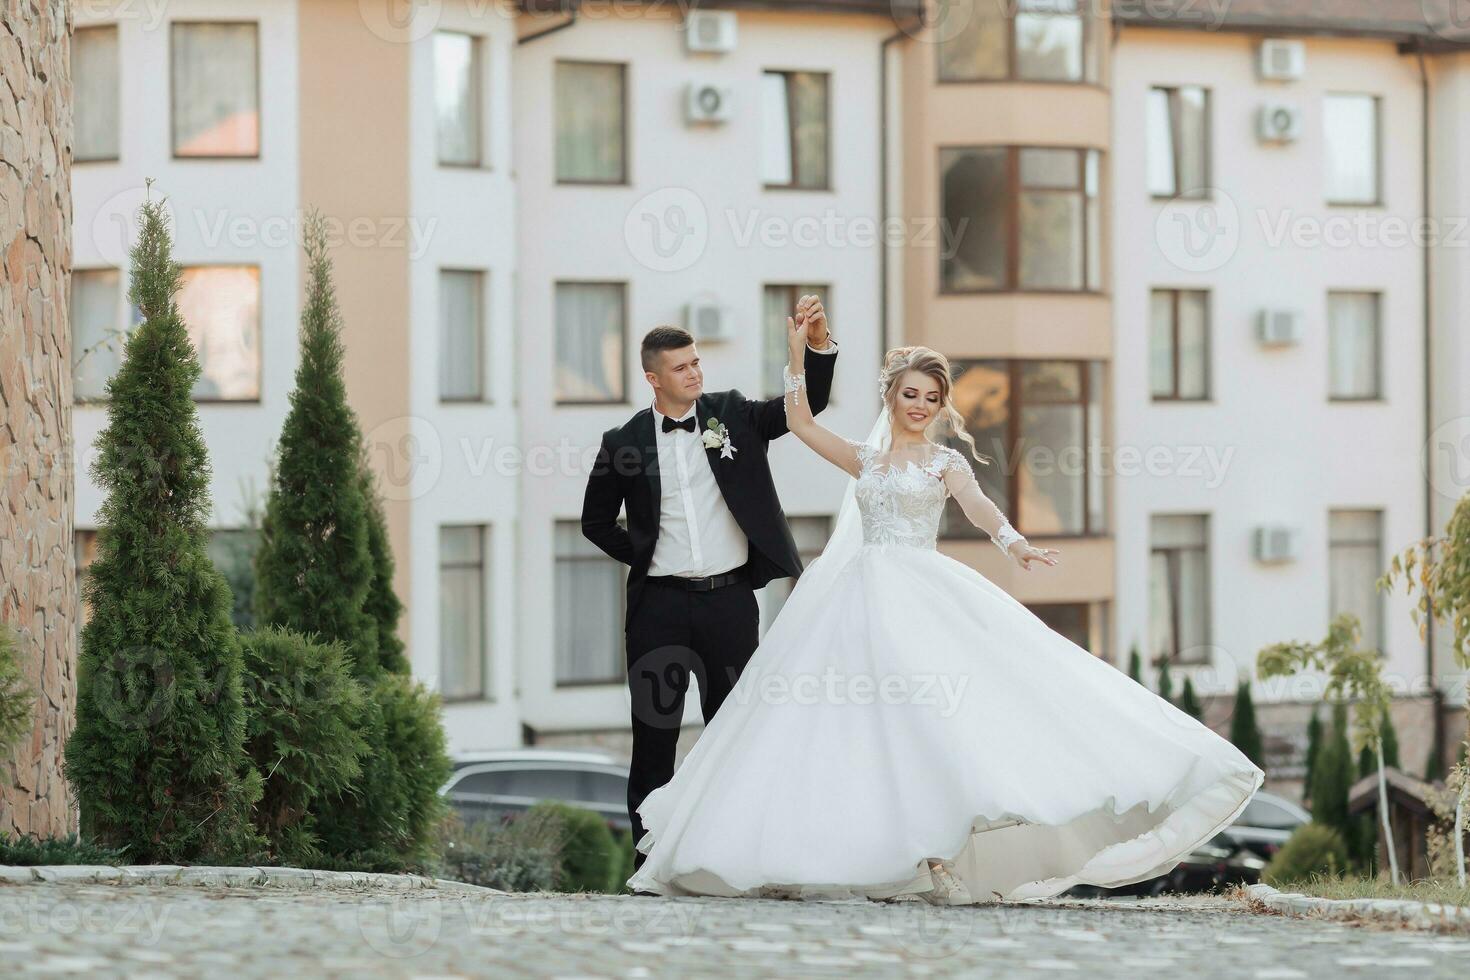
[
  {"xmin": 1257, "ymin": 39, "xmax": 1305, "ymax": 81},
  {"xmin": 1252, "ymin": 525, "xmax": 1300, "ymax": 563},
  {"xmin": 684, "ymin": 10, "xmax": 737, "ymax": 54},
  {"xmin": 684, "ymin": 301, "xmax": 731, "ymax": 342},
  {"xmin": 685, "ymin": 82, "xmax": 733, "ymax": 126},
  {"xmin": 1256, "ymin": 102, "xmax": 1302, "ymax": 143},
  {"xmin": 1256, "ymin": 309, "xmax": 1302, "ymax": 346}
]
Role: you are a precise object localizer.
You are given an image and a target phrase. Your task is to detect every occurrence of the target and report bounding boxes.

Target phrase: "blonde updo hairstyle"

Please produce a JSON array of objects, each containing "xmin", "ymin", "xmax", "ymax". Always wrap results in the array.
[{"xmin": 878, "ymin": 346, "xmax": 991, "ymax": 466}]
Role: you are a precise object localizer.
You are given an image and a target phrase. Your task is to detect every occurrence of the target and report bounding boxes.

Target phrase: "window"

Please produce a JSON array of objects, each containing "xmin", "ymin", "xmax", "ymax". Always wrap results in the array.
[
  {"xmin": 1329, "ymin": 510, "xmax": 1384, "ymax": 654},
  {"xmin": 207, "ymin": 529, "xmax": 259, "ymax": 629},
  {"xmin": 1149, "ymin": 514, "xmax": 1210, "ymax": 665},
  {"xmin": 440, "ymin": 270, "xmax": 485, "ymax": 401},
  {"xmin": 1324, "ymin": 94, "xmax": 1379, "ymax": 205},
  {"xmin": 435, "ymin": 32, "xmax": 482, "ymax": 166},
  {"xmin": 941, "ymin": 146, "xmax": 1101, "ymax": 292},
  {"xmin": 1327, "ymin": 292, "xmax": 1380, "ymax": 400},
  {"xmin": 1027, "ymin": 601, "xmax": 1110, "ymax": 660},
  {"xmin": 1146, "ymin": 86, "xmax": 1209, "ymax": 198},
  {"xmin": 761, "ymin": 517, "xmax": 833, "ymax": 635},
  {"xmin": 554, "ymin": 521, "xmax": 625, "ymax": 685},
  {"xmin": 71, "ymin": 268, "xmax": 130, "ymax": 402},
  {"xmin": 176, "ymin": 266, "xmax": 261, "ymax": 401},
  {"xmin": 762, "ymin": 71, "xmax": 829, "ymax": 189},
  {"xmin": 943, "ymin": 360, "xmax": 1106, "ymax": 540},
  {"xmin": 555, "ymin": 282, "xmax": 626, "ymax": 404},
  {"xmin": 171, "ymin": 22, "xmax": 260, "ymax": 158},
  {"xmin": 555, "ymin": 61, "xmax": 625, "ymax": 183},
  {"xmin": 440, "ymin": 525, "xmax": 488, "ymax": 700},
  {"xmin": 1150, "ymin": 289, "xmax": 1209, "ymax": 400},
  {"xmin": 937, "ymin": 0, "xmax": 1096, "ymax": 83},
  {"xmin": 73, "ymin": 25, "xmax": 119, "ymax": 162},
  {"xmin": 762, "ymin": 284, "xmax": 828, "ymax": 397}
]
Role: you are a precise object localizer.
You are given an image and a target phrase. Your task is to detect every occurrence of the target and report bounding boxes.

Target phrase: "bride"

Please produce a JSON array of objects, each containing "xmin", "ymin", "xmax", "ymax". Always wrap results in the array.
[{"xmin": 626, "ymin": 306, "xmax": 1266, "ymax": 904}]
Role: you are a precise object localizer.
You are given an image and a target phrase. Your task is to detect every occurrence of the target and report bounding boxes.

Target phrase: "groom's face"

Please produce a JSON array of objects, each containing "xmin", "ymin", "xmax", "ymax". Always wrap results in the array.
[{"xmin": 646, "ymin": 344, "xmax": 704, "ymax": 401}]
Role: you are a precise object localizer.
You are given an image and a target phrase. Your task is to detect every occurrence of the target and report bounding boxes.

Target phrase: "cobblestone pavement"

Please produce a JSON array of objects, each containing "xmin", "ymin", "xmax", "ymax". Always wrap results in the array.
[{"xmin": 5, "ymin": 884, "xmax": 1470, "ymax": 978}]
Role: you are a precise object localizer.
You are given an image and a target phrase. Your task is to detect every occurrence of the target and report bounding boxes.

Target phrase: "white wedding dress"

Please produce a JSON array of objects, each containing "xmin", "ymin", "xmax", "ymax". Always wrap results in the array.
[{"xmin": 626, "ymin": 421, "xmax": 1265, "ymax": 903}]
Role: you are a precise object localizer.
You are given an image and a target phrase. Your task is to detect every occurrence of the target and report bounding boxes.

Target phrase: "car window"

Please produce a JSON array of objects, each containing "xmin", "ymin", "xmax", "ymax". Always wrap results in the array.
[
  {"xmin": 452, "ymin": 768, "xmax": 581, "ymax": 799},
  {"xmin": 1240, "ymin": 798, "xmax": 1301, "ymax": 829},
  {"xmin": 584, "ymin": 771, "xmax": 628, "ymax": 805}
]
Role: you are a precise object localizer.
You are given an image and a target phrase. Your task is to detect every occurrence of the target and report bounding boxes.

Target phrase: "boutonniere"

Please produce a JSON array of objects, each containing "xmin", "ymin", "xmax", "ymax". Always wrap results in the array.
[{"xmin": 703, "ymin": 417, "xmax": 737, "ymax": 459}]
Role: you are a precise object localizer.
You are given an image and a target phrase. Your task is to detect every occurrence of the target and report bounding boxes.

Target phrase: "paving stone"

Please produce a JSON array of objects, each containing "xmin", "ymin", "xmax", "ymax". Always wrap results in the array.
[{"xmin": 0, "ymin": 866, "xmax": 37, "ymax": 883}]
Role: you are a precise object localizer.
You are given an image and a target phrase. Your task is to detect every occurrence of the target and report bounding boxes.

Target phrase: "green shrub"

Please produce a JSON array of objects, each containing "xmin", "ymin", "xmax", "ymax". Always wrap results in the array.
[
  {"xmin": 0, "ymin": 624, "xmax": 32, "ymax": 755},
  {"xmin": 0, "ymin": 833, "xmax": 126, "ymax": 866},
  {"xmin": 1229, "ymin": 680, "xmax": 1265, "ymax": 768},
  {"xmin": 1263, "ymin": 823, "xmax": 1351, "ymax": 886},
  {"xmin": 313, "ymin": 673, "xmax": 451, "ymax": 871},
  {"xmin": 64, "ymin": 197, "xmax": 261, "ymax": 864},
  {"xmin": 612, "ymin": 828, "xmax": 637, "ymax": 895},
  {"xmin": 239, "ymin": 625, "xmax": 369, "ymax": 863},
  {"xmin": 531, "ymin": 802, "xmax": 621, "ymax": 893},
  {"xmin": 436, "ymin": 810, "xmax": 563, "ymax": 892}
]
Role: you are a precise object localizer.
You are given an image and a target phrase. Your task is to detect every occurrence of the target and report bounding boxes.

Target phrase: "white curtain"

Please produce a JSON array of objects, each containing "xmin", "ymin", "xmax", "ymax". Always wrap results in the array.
[
  {"xmin": 439, "ymin": 526, "xmax": 486, "ymax": 699},
  {"xmin": 71, "ymin": 269, "xmax": 123, "ymax": 401},
  {"xmin": 1324, "ymin": 95, "xmax": 1378, "ymax": 203},
  {"xmin": 434, "ymin": 32, "xmax": 480, "ymax": 166},
  {"xmin": 555, "ymin": 62, "xmax": 623, "ymax": 182},
  {"xmin": 73, "ymin": 26, "xmax": 119, "ymax": 161},
  {"xmin": 1328, "ymin": 292, "xmax": 1379, "ymax": 398},
  {"xmin": 554, "ymin": 522, "xmax": 624, "ymax": 684},
  {"xmin": 439, "ymin": 270, "xmax": 484, "ymax": 400},
  {"xmin": 555, "ymin": 282, "xmax": 624, "ymax": 402},
  {"xmin": 175, "ymin": 266, "xmax": 260, "ymax": 400},
  {"xmin": 171, "ymin": 23, "xmax": 259, "ymax": 156},
  {"xmin": 1329, "ymin": 511, "xmax": 1384, "ymax": 652}
]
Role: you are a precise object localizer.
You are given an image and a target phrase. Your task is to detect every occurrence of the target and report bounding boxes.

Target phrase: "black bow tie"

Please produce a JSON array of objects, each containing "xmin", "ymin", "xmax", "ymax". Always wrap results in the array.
[{"xmin": 662, "ymin": 415, "xmax": 697, "ymax": 434}]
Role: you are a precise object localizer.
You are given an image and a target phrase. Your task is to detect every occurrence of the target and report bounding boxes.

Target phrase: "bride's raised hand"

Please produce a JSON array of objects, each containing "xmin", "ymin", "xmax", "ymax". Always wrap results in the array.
[
  {"xmin": 786, "ymin": 314, "xmax": 808, "ymax": 356},
  {"xmin": 1012, "ymin": 543, "xmax": 1060, "ymax": 572}
]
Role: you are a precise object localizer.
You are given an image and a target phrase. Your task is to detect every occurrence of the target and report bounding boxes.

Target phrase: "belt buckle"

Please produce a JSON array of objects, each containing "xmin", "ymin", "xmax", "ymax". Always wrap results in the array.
[{"xmin": 689, "ymin": 575, "xmax": 715, "ymax": 592}]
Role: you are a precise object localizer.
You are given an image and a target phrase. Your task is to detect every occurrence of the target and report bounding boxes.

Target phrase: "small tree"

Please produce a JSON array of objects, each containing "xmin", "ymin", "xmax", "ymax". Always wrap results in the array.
[
  {"xmin": 1179, "ymin": 676, "xmax": 1203, "ymax": 721},
  {"xmin": 1156, "ymin": 657, "xmax": 1174, "ymax": 702},
  {"xmin": 1229, "ymin": 680, "xmax": 1265, "ymax": 768},
  {"xmin": 1127, "ymin": 644, "xmax": 1142, "ymax": 684},
  {"xmin": 1303, "ymin": 707, "xmax": 1322, "ymax": 807},
  {"xmin": 1309, "ymin": 702, "xmax": 1356, "ymax": 844},
  {"xmin": 64, "ymin": 195, "xmax": 261, "ymax": 862},
  {"xmin": 1259, "ymin": 615, "xmax": 1402, "ymax": 883},
  {"xmin": 359, "ymin": 445, "xmax": 409, "ymax": 676},
  {"xmin": 1380, "ymin": 491, "xmax": 1470, "ymax": 886},
  {"xmin": 253, "ymin": 211, "xmax": 379, "ymax": 677}
]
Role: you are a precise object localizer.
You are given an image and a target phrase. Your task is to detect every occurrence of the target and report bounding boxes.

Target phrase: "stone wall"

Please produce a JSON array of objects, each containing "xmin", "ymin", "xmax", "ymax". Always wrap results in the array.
[{"xmin": 0, "ymin": 1, "xmax": 76, "ymax": 839}]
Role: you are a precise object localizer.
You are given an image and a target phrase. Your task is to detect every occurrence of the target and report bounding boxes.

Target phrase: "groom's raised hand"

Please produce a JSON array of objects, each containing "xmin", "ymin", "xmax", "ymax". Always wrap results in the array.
[{"xmin": 795, "ymin": 294, "xmax": 831, "ymax": 350}]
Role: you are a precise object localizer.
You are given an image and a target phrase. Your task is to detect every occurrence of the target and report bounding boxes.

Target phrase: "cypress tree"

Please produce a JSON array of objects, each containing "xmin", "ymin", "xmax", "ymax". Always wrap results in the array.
[
  {"xmin": 253, "ymin": 211, "xmax": 379, "ymax": 676},
  {"xmin": 1309, "ymin": 702, "xmax": 1355, "ymax": 842},
  {"xmin": 1229, "ymin": 679, "xmax": 1265, "ymax": 768},
  {"xmin": 64, "ymin": 196, "xmax": 261, "ymax": 862},
  {"xmin": 1127, "ymin": 645, "xmax": 1142, "ymax": 683},
  {"xmin": 1157, "ymin": 657, "xmax": 1174, "ymax": 702},
  {"xmin": 1179, "ymin": 676, "xmax": 1203, "ymax": 720},
  {"xmin": 1303, "ymin": 707, "xmax": 1322, "ymax": 805},
  {"xmin": 359, "ymin": 444, "xmax": 409, "ymax": 675}
]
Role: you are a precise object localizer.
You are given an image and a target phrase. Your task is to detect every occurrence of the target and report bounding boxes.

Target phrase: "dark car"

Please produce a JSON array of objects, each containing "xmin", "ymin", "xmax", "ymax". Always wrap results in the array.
[{"xmin": 441, "ymin": 750, "xmax": 630, "ymax": 832}]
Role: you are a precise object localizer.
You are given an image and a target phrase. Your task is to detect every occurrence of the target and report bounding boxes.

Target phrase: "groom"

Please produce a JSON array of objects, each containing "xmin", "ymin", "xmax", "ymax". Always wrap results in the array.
[{"xmin": 581, "ymin": 296, "xmax": 837, "ymax": 868}]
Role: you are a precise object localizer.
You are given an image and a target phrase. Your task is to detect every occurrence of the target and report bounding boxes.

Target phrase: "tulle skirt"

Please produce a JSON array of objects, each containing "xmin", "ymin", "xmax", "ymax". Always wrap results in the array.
[{"xmin": 626, "ymin": 542, "xmax": 1265, "ymax": 901}]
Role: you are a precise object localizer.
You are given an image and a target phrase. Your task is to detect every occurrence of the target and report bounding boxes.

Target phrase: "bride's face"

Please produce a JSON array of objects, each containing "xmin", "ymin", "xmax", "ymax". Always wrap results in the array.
[{"xmin": 891, "ymin": 370, "xmax": 942, "ymax": 435}]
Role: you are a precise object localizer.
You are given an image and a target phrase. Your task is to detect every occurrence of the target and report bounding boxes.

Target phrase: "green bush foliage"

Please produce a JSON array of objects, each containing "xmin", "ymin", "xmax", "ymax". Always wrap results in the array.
[{"xmin": 1262, "ymin": 822, "xmax": 1351, "ymax": 886}]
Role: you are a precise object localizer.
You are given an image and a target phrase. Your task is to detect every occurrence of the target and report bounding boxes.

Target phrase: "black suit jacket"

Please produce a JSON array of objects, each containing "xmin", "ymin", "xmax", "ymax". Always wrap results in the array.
[{"xmin": 581, "ymin": 346, "xmax": 838, "ymax": 627}]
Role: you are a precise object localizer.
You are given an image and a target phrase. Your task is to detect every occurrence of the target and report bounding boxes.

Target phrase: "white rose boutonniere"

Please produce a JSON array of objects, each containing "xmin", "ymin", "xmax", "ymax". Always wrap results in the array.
[{"xmin": 704, "ymin": 418, "xmax": 736, "ymax": 459}]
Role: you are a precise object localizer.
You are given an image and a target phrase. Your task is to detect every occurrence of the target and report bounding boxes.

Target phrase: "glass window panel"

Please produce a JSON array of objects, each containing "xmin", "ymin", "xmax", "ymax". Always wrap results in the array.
[
  {"xmin": 1021, "ymin": 359, "xmax": 1081, "ymax": 402},
  {"xmin": 943, "ymin": 360, "xmax": 1010, "ymax": 539},
  {"xmin": 1014, "ymin": 12, "xmax": 1084, "ymax": 81},
  {"xmin": 207, "ymin": 528, "xmax": 259, "ymax": 629},
  {"xmin": 175, "ymin": 266, "xmax": 261, "ymax": 400},
  {"xmin": 1146, "ymin": 88, "xmax": 1176, "ymax": 197},
  {"xmin": 761, "ymin": 72, "xmax": 793, "ymax": 185},
  {"xmin": 1330, "ymin": 510, "xmax": 1383, "ymax": 652},
  {"xmin": 1177, "ymin": 291, "xmax": 1209, "ymax": 399},
  {"xmin": 440, "ymin": 525, "xmax": 486, "ymax": 700},
  {"xmin": 72, "ymin": 269, "xmax": 125, "ymax": 401},
  {"xmin": 554, "ymin": 282, "xmax": 625, "ymax": 403},
  {"xmin": 1149, "ymin": 290, "xmax": 1176, "ymax": 398},
  {"xmin": 1019, "ymin": 190, "xmax": 1083, "ymax": 289},
  {"xmin": 1324, "ymin": 94, "xmax": 1378, "ymax": 204},
  {"xmin": 1019, "ymin": 148, "xmax": 1077, "ymax": 189},
  {"xmin": 1147, "ymin": 548, "xmax": 1174, "ymax": 661},
  {"xmin": 440, "ymin": 270, "xmax": 485, "ymax": 401},
  {"xmin": 1019, "ymin": 401, "xmax": 1084, "ymax": 534},
  {"xmin": 936, "ymin": 0, "xmax": 1007, "ymax": 81},
  {"xmin": 1328, "ymin": 292, "xmax": 1379, "ymax": 399},
  {"xmin": 1176, "ymin": 86, "xmax": 1209, "ymax": 193},
  {"xmin": 1029, "ymin": 602, "xmax": 1089, "ymax": 652},
  {"xmin": 73, "ymin": 25, "xmax": 119, "ymax": 162},
  {"xmin": 1151, "ymin": 514, "xmax": 1209, "ymax": 661},
  {"xmin": 941, "ymin": 147, "xmax": 1008, "ymax": 290},
  {"xmin": 554, "ymin": 520, "xmax": 624, "ymax": 684},
  {"xmin": 790, "ymin": 72, "xmax": 828, "ymax": 189},
  {"xmin": 434, "ymin": 32, "xmax": 481, "ymax": 166},
  {"xmin": 555, "ymin": 61, "xmax": 624, "ymax": 183},
  {"xmin": 171, "ymin": 23, "xmax": 259, "ymax": 157},
  {"xmin": 1086, "ymin": 360, "xmax": 1106, "ymax": 534}
]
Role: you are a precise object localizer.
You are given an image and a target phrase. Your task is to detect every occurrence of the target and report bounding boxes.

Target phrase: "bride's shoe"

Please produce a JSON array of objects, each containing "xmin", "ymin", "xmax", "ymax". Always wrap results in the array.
[{"xmin": 919, "ymin": 860, "xmax": 973, "ymax": 906}]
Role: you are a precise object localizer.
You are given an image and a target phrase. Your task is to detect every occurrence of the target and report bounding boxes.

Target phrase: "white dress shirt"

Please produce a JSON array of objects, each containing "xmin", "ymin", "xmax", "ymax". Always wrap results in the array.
[{"xmin": 646, "ymin": 341, "xmax": 837, "ymax": 579}]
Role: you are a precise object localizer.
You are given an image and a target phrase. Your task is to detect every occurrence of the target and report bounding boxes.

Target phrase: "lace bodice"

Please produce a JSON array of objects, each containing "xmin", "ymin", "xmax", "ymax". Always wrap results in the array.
[{"xmin": 848, "ymin": 441, "xmax": 1025, "ymax": 560}]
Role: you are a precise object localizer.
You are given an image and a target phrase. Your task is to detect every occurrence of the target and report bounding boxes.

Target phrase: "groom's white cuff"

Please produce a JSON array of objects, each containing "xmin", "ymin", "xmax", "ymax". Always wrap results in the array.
[{"xmin": 806, "ymin": 339, "xmax": 838, "ymax": 354}]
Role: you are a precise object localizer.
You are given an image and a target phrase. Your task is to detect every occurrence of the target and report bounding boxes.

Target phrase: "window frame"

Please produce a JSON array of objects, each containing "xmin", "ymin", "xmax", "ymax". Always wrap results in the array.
[
  {"xmin": 174, "ymin": 262, "xmax": 264, "ymax": 404},
  {"xmin": 935, "ymin": 1, "xmax": 1100, "ymax": 86},
  {"xmin": 941, "ymin": 358, "xmax": 1106, "ymax": 541},
  {"xmin": 433, "ymin": 30, "xmax": 486, "ymax": 170},
  {"xmin": 1327, "ymin": 508, "xmax": 1385, "ymax": 655},
  {"xmin": 73, "ymin": 23, "xmax": 121, "ymax": 164},
  {"xmin": 1323, "ymin": 92, "xmax": 1382, "ymax": 208},
  {"xmin": 439, "ymin": 523, "xmax": 490, "ymax": 703},
  {"xmin": 938, "ymin": 145, "xmax": 1104, "ymax": 295},
  {"xmin": 169, "ymin": 20, "xmax": 263, "ymax": 161},
  {"xmin": 1326, "ymin": 290, "xmax": 1382, "ymax": 403},
  {"xmin": 1147, "ymin": 85, "xmax": 1211, "ymax": 200},
  {"xmin": 553, "ymin": 518, "xmax": 628, "ymax": 688},
  {"xmin": 553, "ymin": 279, "xmax": 629, "ymax": 407},
  {"xmin": 438, "ymin": 268, "xmax": 489, "ymax": 404},
  {"xmin": 1150, "ymin": 513, "xmax": 1212, "ymax": 667},
  {"xmin": 761, "ymin": 69, "xmax": 832, "ymax": 192},
  {"xmin": 1150, "ymin": 288, "xmax": 1211, "ymax": 402},
  {"xmin": 553, "ymin": 59, "xmax": 629, "ymax": 186}
]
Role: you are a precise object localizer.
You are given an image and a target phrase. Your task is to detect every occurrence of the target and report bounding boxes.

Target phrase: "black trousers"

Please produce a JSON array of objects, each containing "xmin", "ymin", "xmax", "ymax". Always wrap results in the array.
[{"xmin": 625, "ymin": 577, "xmax": 759, "ymax": 869}]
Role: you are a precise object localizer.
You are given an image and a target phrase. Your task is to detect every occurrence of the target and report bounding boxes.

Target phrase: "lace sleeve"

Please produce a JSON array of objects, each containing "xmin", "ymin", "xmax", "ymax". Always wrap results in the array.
[
  {"xmin": 844, "ymin": 439, "xmax": 877, "ymax": 473},
  {"xmin": 938, "ymin": 448, "xmax": 1026, "ymax": 562}
]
